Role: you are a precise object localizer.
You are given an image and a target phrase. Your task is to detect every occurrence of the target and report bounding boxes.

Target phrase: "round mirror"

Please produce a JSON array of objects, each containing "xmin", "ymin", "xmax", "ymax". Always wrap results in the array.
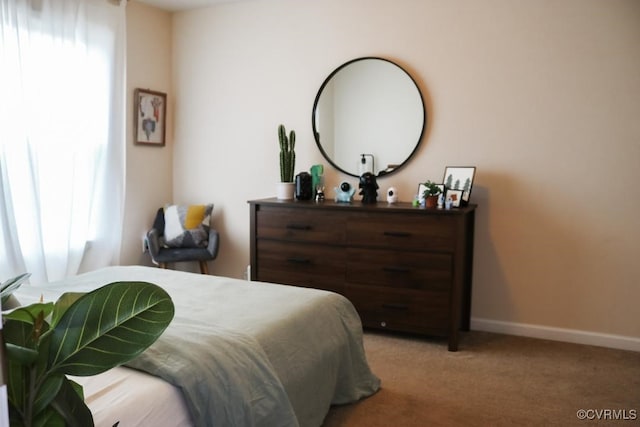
[{"xmin": 312, "ymin": 57, "xmax": 426, "ymax": 178}]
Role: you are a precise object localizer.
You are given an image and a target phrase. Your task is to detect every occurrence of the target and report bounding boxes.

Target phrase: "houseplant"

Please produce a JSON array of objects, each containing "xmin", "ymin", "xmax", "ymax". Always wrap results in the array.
[
  {"xmin": 1, "ymin": 277, "xmax": 174, "ymax": 427},
  {"xmin": 277, "ymin": 124, "xmax": 296, "ymax": 200},
  {"xmin": 422, "ymin": 180, "xmax": 442, "ymax": 208}
]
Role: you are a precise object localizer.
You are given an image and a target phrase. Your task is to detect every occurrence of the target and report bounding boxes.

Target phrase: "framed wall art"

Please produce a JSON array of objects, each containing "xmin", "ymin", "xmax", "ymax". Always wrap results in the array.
[
  {"xmin": 445, "ymin": 188, "xmax": 464, "ymax": 208},
  {"xmin": 443, "ymin": 166, "xmax": 476, "ymax": 206},
  {"xmin": 134, "ymin": 88, "xmax": 166, "ymax": 146}
]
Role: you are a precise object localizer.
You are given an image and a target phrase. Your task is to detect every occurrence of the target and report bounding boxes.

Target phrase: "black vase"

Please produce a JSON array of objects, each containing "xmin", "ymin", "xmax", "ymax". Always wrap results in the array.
[{"xmin": 295, "ymin": 172, "xmax": 313, "ymax": 201}]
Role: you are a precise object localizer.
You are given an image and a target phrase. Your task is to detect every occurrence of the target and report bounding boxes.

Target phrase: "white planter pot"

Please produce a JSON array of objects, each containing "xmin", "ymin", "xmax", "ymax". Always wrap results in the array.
[{"xmin": 276, "ymin": 182, "xmax": 295, "ymax": 200}]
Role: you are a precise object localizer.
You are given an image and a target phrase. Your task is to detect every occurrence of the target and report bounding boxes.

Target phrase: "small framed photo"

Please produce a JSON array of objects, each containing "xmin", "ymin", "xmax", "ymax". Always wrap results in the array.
[
  {"xmin": 134, "ymin": 88, "xmax": 167, "ymax": 146},
  {"xmin": 445, "ymin": 189, "xmax": 464, "ymax": 208},
  {"xmin": 416, "ymin": 183, "xmax": 445, "ymax": 203},
  {"xmin": 443, "ymin": 166, "xmax": 476, "ymax": 206}
]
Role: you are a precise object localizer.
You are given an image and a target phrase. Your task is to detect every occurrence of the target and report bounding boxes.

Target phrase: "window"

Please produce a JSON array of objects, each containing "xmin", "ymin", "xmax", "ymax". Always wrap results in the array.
[{"xmin": 0, "ymin": 0, "xmax": 125, "ymax": 283}]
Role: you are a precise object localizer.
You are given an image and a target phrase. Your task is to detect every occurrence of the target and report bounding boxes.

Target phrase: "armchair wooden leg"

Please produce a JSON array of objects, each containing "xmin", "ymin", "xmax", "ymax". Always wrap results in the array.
[
  {"xmin": 199, "ymin": 261, "xmax": 209, "ymax": 275},
  {"xmin": 159, "ymin": 262, "xmax": 167, "ymax": 269}
]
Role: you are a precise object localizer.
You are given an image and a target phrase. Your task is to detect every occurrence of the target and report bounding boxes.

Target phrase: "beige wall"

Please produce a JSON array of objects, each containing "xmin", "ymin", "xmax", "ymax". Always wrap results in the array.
[
  {"xmin": 123, "ymin": 2, "xmax": 173, "ymax": 266},
  {"xmin": 125, "ymin": 0, "xmax": 640, "ymax": 345}
]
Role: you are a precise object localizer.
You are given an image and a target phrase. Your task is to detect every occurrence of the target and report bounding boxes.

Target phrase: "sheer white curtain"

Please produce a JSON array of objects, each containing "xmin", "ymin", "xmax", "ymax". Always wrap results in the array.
[{"xmin": 0, "ymin": 0, "xmax": 126, "ymax": 283}]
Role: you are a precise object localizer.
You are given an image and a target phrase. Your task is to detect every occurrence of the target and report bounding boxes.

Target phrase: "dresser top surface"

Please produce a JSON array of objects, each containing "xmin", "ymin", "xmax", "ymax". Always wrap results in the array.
[{"xmin": 248, "ymin": 198, "xmax": 477, "ymax": 215}]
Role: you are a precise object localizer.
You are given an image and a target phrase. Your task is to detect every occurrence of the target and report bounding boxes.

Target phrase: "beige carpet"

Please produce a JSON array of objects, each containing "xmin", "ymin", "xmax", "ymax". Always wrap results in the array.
[{"xmin": 323, "ymin": 331, "xmax": 640, "ymax": 427}]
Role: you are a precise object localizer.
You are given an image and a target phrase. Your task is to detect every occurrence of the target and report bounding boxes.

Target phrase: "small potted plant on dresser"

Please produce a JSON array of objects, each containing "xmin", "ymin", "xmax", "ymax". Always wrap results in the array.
[
  {"xmin": 276, "ymin": 124, "xmax": 296, "ymax": 200},
  {"xmin": 422, "ymin": 180, "xmax": 442, "ymax": 208}
]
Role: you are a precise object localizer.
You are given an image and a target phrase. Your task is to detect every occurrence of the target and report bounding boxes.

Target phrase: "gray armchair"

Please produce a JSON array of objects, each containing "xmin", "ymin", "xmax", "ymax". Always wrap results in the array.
[{"xmin": 145, "ymin": 207, "xmax": 219, "ymax": 274}]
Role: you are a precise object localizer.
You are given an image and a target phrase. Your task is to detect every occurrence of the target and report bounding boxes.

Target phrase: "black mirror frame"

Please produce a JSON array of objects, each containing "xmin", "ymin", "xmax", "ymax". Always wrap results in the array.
[{"xmin": 311, "ymin": 57, "xmax": 426, "ymax": 178}]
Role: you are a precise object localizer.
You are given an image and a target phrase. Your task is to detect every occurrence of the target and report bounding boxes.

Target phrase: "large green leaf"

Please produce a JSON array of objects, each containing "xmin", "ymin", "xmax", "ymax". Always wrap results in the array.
[
  {"xmin": 48, "ymin": 281, "xmax": 174, "ymax": 376},
  {"xmin": 3, "ymin": 306, "xmax": 52, "ymax": 368},
  {"xmin": 50, "ymin": 292, "xmax": 84, "ymax": 329},
  {"xmin": 32, "ymin": 406, "xmax": 66, "ymax": 427},
  {"xmin": 3, "ymin": 302, "xmax": 54, "ymax": 326},
  {"xmin": 4, "ymin": 317, "xmax": 53, "ymax": 417},
  {"xmin": 5, "ymin": 342, "xmax": 39, "ymax": 365},
  {"xmin": 49, "ymin": 377, "xmax": 93, "ymax": 427},
  {"xmin": 6, "ymin": 354, "xmax": 29, "ymax": 423},
  {"xmin": 32, "ymin": 374, "xmax": 64, "ymax": 417}
]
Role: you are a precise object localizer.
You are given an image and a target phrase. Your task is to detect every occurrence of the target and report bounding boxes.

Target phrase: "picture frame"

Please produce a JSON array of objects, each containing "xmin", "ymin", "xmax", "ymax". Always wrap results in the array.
[
  {"xmin": 445, "ymin": 188, "xmax": 464, "ymax": 208},
  {"xmin": 416, "ymin": 183, "xmax": 445, "ymax": 203},
  {"xmin": 134, "ymin": 88, "xmax": 167, "ymax": 146},
  {"xmin": 443, "ymin": 166, "xmax": 476, "ymax": 206}
]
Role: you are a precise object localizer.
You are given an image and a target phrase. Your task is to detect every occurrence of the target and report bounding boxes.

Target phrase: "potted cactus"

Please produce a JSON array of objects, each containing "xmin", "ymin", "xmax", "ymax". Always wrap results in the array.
[{"xmin": 276, "ymin": 124, "xmax": 296, "ymax": 200}]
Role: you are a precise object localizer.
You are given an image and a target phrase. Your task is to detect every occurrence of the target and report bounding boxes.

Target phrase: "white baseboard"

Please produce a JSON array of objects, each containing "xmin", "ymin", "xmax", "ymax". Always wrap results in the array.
[{"xmin": 471, "ymin": 317, "xmax": 640, "ymax": 352}]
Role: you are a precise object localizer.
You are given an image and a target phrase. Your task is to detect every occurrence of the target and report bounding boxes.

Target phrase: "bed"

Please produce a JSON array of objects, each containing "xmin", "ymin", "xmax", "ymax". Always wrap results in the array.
[{"xmin": 13, "ymin": 265, "xmax": 380, "ymax": 427}]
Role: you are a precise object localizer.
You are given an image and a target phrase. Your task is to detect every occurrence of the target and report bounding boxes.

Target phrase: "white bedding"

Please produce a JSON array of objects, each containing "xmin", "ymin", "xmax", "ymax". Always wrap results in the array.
[
  {"xmin": 14, "ymin": 265, "xmax": 380, "ymax": 427},
  {"xmin": 71, "ymin": 367, "xmax": 192, "ymax": 427}
]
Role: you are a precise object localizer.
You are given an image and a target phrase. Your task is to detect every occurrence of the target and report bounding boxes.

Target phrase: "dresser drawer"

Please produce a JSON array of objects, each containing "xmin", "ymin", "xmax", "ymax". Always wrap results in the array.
[
  {"xmin": 346, "ymin": 248, "xmax": 452, "ymax": 291},
  {"xmin": 347, "ymin": 215, "xmax": 455, "ymax": 251},
  {"xmin": 346, "ymin": 284, "xmax": 449, "ymax": 336},
  {"xmin": 256, "ymin": 240, "xmax": 345, "ymax": 294},
  {"xmin": 257, "ymin": 207, "xmax": 346, "ymax": 244}
]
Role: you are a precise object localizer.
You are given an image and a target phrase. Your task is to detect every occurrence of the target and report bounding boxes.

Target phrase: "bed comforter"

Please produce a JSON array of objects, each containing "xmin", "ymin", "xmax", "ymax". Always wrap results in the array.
[{"xmin": 14, "ymin": 266, "xmax": 380, "ymax": 427}]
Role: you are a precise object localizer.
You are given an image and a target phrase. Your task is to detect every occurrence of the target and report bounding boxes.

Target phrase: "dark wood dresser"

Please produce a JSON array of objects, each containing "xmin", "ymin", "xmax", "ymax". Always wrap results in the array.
[{"xmin": 248, "ymin": 198, "xmax": 476, "ymax": 351}]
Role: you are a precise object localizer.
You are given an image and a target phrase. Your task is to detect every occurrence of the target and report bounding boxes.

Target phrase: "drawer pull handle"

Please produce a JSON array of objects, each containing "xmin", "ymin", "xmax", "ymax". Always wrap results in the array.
[
  {"xmin": 286, "ymin": 224, "xmax": 312, "ymax": 231},
  {"xmin": 383, "ymin": 266, "xmax": 410, "ymax": 274},
  {"xmin": 382, "ymin": 303, "xmax": 409, "ymax": 311},
  {"xmin": 287, "ymin": 257, "xmax": 311, "ymax": 264},
  {"xmin": 383, "ymin": 231, "xmax": 411, "ymax": 238}
]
